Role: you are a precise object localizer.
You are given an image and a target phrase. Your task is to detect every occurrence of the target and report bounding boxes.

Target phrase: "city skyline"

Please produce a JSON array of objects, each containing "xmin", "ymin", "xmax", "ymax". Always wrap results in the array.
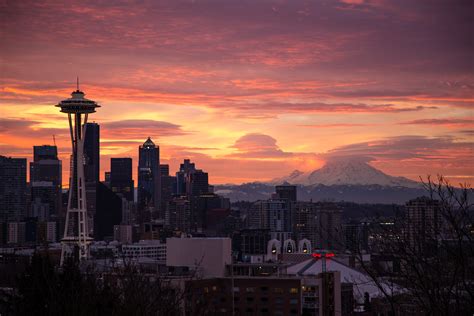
[{"xmin": 1, "ymin": 0, "xmax": 473, "ymax": 185}]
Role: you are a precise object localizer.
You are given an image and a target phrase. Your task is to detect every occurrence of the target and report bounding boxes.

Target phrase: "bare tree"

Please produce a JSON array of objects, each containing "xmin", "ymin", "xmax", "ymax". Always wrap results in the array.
[{"xmin": 346, "ymin": 175, "xmax": 473, "ymax": 315}]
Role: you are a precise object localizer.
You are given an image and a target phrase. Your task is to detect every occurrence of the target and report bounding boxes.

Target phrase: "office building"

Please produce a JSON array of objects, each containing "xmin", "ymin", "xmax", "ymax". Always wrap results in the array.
[
  {"xmin": 94, "ymin": 182, "xmax": 122, "ymax": 240},
  {"xmin": 166, "ymin": 237, "xmax": 232, "ymax": 277},
  {"xmin": 406, "ymin": 196, "xmax": 442, "ymax": 251},
  {"xmin": 165, "ymin": 196, "xmax": 191, "ymax": 233},
  {"xmin": 175, "ymin": 159, "xmax": 210, "ymax": 197},
  {"xmin": 186, "ymin": 277, "xmax": 302, "ymax": 316},
  {"xmin": 160, "ymin": 164, "xmax": 176, "ymax": 220},
  {"xmin": 83, "ymin": 123, "xmax": 100, "ymax": 241},
  {"xmin": 250, "ymin": 199, "xmax": 292, "ymax": 232},
  {"xmin": 176, "ymin": 159, "xmax": 195, "ymax": 195},
  {"xmin": 292, "ymin": 201, "xmax": 318, "ymax": 249},
  {"xmin": 137, "ymin": 137, "xmax": 161, "ymax": 211},
  {"xmin": 275, "ymin": 184, "xmax": 297, "ymax": 202},
  {"xmin": 316, "ymin": 202, "xmax": 342, "ymax": 250},
  {"xmin": 122, "ymin": 239, "xmax": 166, "ymax": 263},
  {"xmin": 110, "ymin": 158, "xmax": 134, "ymax": 202},
  {"xmin": 190, "ymin": 193, "xmax": 230, "ymax": 233},
  {"xmin": 113, "ymin": 224, "xmax": 133, "ymax": 244},
  {"xmin": 240, "ymin": 228, "xmax": 271, "ymax": 257},
  {"xmin": 30, "ymin": 145, "xmax": 62, "ymax": 220},
  {"xmin": 0, "ymin": 156, "xmax": 27, "ymax": 222}
]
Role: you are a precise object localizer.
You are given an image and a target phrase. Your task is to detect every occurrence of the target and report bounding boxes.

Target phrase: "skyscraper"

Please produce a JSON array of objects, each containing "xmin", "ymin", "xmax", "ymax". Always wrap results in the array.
[
  {"xmin": 406, "ymin": 196, "xmax": 442, "ymax": 252},
  {"xmin": 110, "ymin": 158, "xmax": 134, "ymax": 202},
  {"xmin": 84, "ymin": 122, "xmax": 100, "ymax": 184},
  {"xmin": 316, "ymin": 202, "xmax": 343, "ymax": 250},
  {"xmin": 175, "ymin": 159, "xmax": 209, "ymax": 197},
  {"xmin": 137, "ymin": 137, "xmax": 160, "ymax": 212},
  {"xmin": 176, "ymin": 159, "xmax": 195, "ymax": 195},
  {"xmin": 160, "ymin": 164, "xmax": 176, "ymax": 220},
  {"xmin": 56, "ymin": 84, "xmax": 100, "ymax": 263},
  {"xmin": 84, "ymin": 122, "xmax": 100, "ymax": 220},
  {"xmin": 276, "ymin": 184, "xmax": 297, "ymax": 202},
  {"xmin": 0, "ymin": 156, "xmax": 27, "ymax": 222},
  {"xmin": 30, "ymin": 145, "xmax": 62, "ymax": 220}
]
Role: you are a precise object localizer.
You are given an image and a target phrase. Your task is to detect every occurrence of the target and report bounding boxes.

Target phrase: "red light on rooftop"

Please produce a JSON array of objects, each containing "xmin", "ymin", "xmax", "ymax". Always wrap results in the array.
[{"xmin": 311, "ymin": 252, "xmax": 335, "ymax": 258}]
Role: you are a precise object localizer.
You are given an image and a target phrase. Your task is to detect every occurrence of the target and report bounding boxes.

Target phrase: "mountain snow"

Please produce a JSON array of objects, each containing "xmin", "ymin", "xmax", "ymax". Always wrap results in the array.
[{"xmin": 272, "ymin": 159, "xmax": 420, "ymax": 188}]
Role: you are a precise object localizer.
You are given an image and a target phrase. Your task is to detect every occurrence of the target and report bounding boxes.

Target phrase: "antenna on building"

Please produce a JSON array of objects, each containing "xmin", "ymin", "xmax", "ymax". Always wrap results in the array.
[
  {"xmin": 76, "ymin": 76, "xmax": 80, "ymax": 91},
  {"xmin": 52, "ymin": 134, "xmax": 56, "ymax": 146}
]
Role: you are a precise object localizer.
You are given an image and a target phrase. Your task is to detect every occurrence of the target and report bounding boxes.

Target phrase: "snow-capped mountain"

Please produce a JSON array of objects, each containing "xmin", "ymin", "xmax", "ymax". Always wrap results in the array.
[{"xmin": 271, "ymin": 159, "xmax": 420, "ymax": 188}]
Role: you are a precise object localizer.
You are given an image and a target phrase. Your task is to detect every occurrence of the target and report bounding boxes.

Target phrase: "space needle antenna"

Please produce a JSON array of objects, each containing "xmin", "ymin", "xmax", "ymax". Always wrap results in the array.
[{"xmin": 77, "ymin": 76, "xmax": 79, "ymax": 90}]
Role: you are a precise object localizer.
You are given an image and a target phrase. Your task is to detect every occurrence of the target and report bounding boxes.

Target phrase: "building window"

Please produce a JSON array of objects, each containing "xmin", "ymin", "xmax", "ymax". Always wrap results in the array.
[
  {"xmin": 233, "ymin": 287, "xmax": 240, "ymax": 292},
  {"xmin": 290, "ymin": 298, "xmax": 298, "ymax": 305},
  {"xmin": 246, "ymin": 287, "xmax": 255, "ymax": 293},
  {"xmin": 274, "ymin": 288, "xmax": 284, "ymax": 294},
  {"xmin": 290, "ymin": 288, "xmax": 298, "ymax": 294}
]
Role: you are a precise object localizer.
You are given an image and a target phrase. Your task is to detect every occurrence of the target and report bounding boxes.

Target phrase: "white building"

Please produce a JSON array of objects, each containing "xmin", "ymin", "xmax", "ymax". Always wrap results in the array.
[
  {"xmin": 166, "ymin": 237, "xmax": 231, "ymax": 277},
  {"xmin": 122, "ymin": 240, "xmax": 166, "ymax": 263}
]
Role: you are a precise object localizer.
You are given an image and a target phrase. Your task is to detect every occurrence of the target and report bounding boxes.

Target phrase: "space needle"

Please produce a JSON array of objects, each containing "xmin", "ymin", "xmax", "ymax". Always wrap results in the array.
[{"xmin": 56, "ymin": 79, "xmax": 100, "ymax": 265}]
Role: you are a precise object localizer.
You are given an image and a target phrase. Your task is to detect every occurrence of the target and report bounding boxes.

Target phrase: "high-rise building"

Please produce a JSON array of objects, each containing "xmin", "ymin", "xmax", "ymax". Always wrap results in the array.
[
  {"xmin": 250, "ymin": 199, "xmax": 292, "ymax": 232},
  {"xmin": 166, "ymin": 196, "xmax": 191, "ymax": 233},
  {"xmin": 84, "ymin": 122, "xmax": 100, "ymax": 221},
  {"xmin": 0, "ymin": 156, "xmax": 27, "ymax": 222},
  {"xmin": 94, "ymin": 182, "xmax": 122, "ymax": 240},
  {"xmin": 137, "ymin": 137, "xmax": 161, "ymax": 212},
  {"xmin": 406, "ymin": 196, "xmax": 442, "ymax": 251},
  {"xmin": 187, "ymin": 170, "xmax": 209, "ymax": 197},
  {"xmin": 160, "ymin": 164, "xmax": 176, "ymax": 220},
  {"xmin": 175, "ymin": 159, "xmax": 209, "ymax": 197},
  {"xmin": 84, "ymin": 122, "xmax": 100, "ymax": 184},
  {"xmin": 292, "ymin": 201, "xmax": 318, "ymax": 248},
  {"xmin": 190, "ymin": 193, "xmax": 230, "ymax": 233},
  {"xmin": 30, "ymin": 145, "xmax": 62, "ymax": 220},
  {"xmin": 316, "ymin": 202, "xmax": 343, "ymax": 250},
  {"xmin": 176, "ymin": 159, "xmax": 195, "ymax": 195},
  {"xmin": 275, "ymin": 184, "xmax": 297, "ymax": 202},
  {"xmin": 110, "ymin": 158, "xmax": 134, "ymax": 202}
]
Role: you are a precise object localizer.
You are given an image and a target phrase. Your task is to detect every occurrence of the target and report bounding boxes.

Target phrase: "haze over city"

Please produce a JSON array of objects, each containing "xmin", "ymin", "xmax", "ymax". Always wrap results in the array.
[{"xmin": 1, "ymin": 0, "xmax": 473, "ymax": 185}]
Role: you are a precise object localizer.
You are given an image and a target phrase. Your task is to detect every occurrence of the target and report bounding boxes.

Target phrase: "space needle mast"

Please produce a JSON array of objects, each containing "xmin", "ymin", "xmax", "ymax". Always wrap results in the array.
[{"xmin": 56, "ymin": 79, "xmax": 100, "ymax": 265}]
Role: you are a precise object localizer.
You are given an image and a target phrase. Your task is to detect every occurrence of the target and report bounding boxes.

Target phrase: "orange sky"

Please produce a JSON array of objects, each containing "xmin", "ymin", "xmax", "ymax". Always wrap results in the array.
[{"xmin": 0, "ymin": 0, "xmax": 473, "ymax": 186}]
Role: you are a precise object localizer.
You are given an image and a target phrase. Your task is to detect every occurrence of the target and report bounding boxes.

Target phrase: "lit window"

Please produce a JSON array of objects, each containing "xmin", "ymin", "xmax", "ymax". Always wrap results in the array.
[{"xmin": 290, "ymin": 288, "xmax": 298, "ymax": 294}]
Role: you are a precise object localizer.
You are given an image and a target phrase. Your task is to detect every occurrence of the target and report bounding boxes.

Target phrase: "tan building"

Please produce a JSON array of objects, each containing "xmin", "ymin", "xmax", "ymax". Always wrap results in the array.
[{"xmin": 166, "ymin": 237, "xmax": 232, "ymax": 277}]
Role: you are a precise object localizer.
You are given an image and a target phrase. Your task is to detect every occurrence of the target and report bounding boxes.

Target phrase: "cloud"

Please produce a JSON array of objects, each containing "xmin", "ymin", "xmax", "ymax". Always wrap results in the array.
[
  {"xmin": 101, "ymin": 119, "xmax": 187, "ymax": 139},
  {"xmin": 326, "ymin": 135, "xmax": 474, "ymax": 160},
  {"xmin": 229, "ymin": 133, "xmax": 291, "ymax": 158},
  {"xmin": 0, "ymin": 118, "xmax": 37, "ymax": 133},
  {"xmin": 400, "ymin": 118, "xmax": 474, "ymax": 128}
]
